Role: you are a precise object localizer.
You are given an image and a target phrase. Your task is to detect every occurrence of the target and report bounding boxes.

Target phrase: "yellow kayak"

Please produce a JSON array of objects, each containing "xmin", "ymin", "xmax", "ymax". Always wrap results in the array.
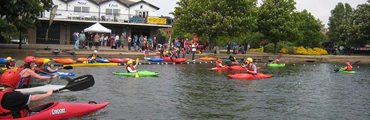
[
  {"xmin": 63, "ymin": 63, "xmax": 119, "ymax": 67},
  {"xmin": 1, "ymin": 67, "xmax": 18, "ymax": 71}
]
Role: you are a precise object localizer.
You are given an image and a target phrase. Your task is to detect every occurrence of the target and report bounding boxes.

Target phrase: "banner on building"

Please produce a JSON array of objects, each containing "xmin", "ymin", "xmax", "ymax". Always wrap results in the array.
[{"xmin": 147, "ymin": 17, "xmax": 167, "ymax": 24}]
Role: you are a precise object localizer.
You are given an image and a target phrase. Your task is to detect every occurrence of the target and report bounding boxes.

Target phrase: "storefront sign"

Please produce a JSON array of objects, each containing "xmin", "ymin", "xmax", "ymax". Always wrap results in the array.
[
  {"xmin": 77, "ymin": 1, "xmax": 87, "ymax": 5},
  {"xmin": 147, "ymin": 17, "xmax": 167, "ymax": 24},
  {"xmin": 109, "ymin": 3, "xmax": 118, "ymax": 7}
]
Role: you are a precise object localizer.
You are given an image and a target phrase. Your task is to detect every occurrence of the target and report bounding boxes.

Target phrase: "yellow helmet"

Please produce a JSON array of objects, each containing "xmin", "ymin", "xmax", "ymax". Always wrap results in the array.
[
  {"xmin": 247, "ymin": 57, "xmax": 253, "ymax": 62},
  {"xmin": 6, "ymin": 57, "xmax": 12, "ymax": 61},
  {"xmin": 127, "ymin": 60, "xmax": 133, "ymax": 65},
  {"xmin": 43, "ymin": 58, "xmax": 51, "ymax": 64}
]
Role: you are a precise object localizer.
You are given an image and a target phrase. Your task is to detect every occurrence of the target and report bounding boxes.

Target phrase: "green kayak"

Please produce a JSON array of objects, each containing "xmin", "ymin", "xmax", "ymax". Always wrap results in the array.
[
  {"xmin": 112, "ymin": 70, "xmax": 160, "ymax": 77},
  {"xmin": 338, "ymin": 69, "xmax": 355, "ymax": 74},
  {"xmin": 267, "ymin": 64, "xmax": 286, "ymax": 67}
]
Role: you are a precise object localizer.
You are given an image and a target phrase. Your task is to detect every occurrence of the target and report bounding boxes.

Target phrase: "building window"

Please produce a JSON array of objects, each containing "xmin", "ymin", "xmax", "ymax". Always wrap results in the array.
[
  {"xmin": 74, "ymin": 6, "xmax": 89, "ymax": 13},
  {"xmin": 106, "ymin": 9, "xmax": 120, "ymax": 16},
  {"xmin": 140, "ymin": 5, "xmax": 143, "ymax": 9},
  {"xmin": 137, "ymin": 11, "xmax": 148, "ymax": 18}
]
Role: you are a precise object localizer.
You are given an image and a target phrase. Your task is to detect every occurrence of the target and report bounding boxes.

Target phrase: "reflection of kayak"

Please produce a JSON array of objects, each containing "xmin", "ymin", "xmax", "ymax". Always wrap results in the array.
[
  {"xmin": 0, "ymin": 58, "xmax": 16, "ymax": 64},
  {"xmin": 63, "ymin": 63, "xmax": 119, "ymax": 67},
  {"xmin": 208, "ymin": 66, "xmax": 229, "ymax": 70},
  {"xmin": 53, "ymin": 58, "xmax": 75, "ymax": 64},
  {"xmin": 228, "ymin": 66, "xmax": 261, "ymax": 71},
  {"xmin": 267, "ymin": 64, "xmax": 285, "ymax": 67},
  {"xmin": 163, "ymin": 57, "xmax": 187, "ymax": 62},
  {"xmin": 147, "ymin": 58, "xmax": 164, "ymax": 62},
  {"xmin": 39, "ymin": 72, "xmax": 75, "ymax": 77},
  {"xmin": 199, "ymin": 57, "xmax": 216, "ymax": 61},
  {"xmin": 338, "ymin": 69, "xmax": 356, "ymax": 74},
  {"xmin": 227, "ymin": 73, "xmax": 272, "ymax": 80},
  {"xmin": 21, "ymin": 101, "xmax": 108, "ymax": 119},
  {"xmin": 96, "ymin": 58, "xmax": 109, "ymax": 63},
  {"xmin": 0, "ymin": 84, "xmax": 68, "ymax": 94},
  {"xmin": 112, "ymin": 70, "xmax": 160, "ymax": 77}
]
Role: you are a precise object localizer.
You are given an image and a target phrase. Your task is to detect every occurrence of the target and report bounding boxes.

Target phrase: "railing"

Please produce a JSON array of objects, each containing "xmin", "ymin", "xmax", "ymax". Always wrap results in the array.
[{"xmin": 42, "ymin": 10, "xmax": 173, "ymax": 25}]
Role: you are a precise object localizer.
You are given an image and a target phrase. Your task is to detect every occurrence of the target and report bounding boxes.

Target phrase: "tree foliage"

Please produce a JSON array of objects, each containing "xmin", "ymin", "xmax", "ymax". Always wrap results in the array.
[
  {"xmin": 327, "ymin": 3, "xmax": 352, "ymax": 44},
  {"xmin": 292, "ymin": 10, "xmax": 325, "ymax": 48}
]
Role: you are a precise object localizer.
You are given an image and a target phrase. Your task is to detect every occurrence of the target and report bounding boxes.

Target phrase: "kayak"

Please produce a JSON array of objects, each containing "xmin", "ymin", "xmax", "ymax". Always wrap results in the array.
[
  {"xmin": 35, "ymin": 58, "xmax": 47, "ymax": 64},
  {"xmin": 0, "ymin": 84, "xmax": 68, "ymax": 94},
  {"xmin": 338, "ymin": 69, "xmax": 356, "ymax": 74},
  {"xmin": 76, "ymin": 57, "xmax": 88, "ymax": 62},
  {"xmin": 121, "ymin": 58, "xmax": 135, "ymax": 63},
  {"xmin": 228, "ymin": 66, "xmax": 261, "ymax": 71},
  {"xmin": 96, "ymin": 58, "xmax": 109, "ymax": 63},
  {"xmin": 39, "ymin": 72, "xmax": 75, "ymax": 77},
  {"xmin": 108, "ymin": 58, "xmax": 125, "ymax": 63},
  {"xmin": 63, "ymin": 63, "xmax": 119, "ymax": 67},
  {"xmin": 112, "ymin": 70, "xmax": 160, "ymax": 77},
  {"xmin": 199, "ymin": 57, "xmax": 216, "ymax": 61},
  {"xmin": 1, "ymin": 67, "xmax": 18, "ymax": 71},
  {"xmin": 208, "ymin": 66, "xmax": 230, "ymax": 70},
  {"xmin": 147, "ymin": 58, "xmax": 164, "ymax": 62},
  {"xmin": 20, "ymin": 101, "xmax": 108, "ymax": 119},
  {"xmin": 228, "ymin": 73, "xmax": 272, "ymax": 80},
  {"xmin": 53, "ymin": 58, "xmax": 75, "ymax": 64},
  {"xmin": 0, "ymin": 58, "xmax": 15, "ymax": 64},
  {"xmin": 163, "ymin": 57, "xmax": 187, "ymax": 62},
  {"xmin": 267, "ymin": 64, "xmax": 285, "ymax": 67}
]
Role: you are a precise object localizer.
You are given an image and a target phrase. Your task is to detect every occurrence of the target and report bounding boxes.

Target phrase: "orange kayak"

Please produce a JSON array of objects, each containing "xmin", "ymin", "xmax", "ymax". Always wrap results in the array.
[
  {"xmin": 76, "ymin": 57, "xmax": 88, "ymax": 62},
  {"xmin": 53, "ymin": 58, "xmax": 75, "ymax": 64},
  {"xmin": 35, "ymin": 58, "xmax": 46, "ymax": 64},
  {"xmin": 199, "ymin": 57, "xmax": 216, "ymax": 61}
]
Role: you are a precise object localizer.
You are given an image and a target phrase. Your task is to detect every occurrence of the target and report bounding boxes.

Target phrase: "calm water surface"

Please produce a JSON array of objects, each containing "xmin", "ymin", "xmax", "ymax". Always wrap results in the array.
[{"xmin": 36, "ymin": 62, "xmax": 370, "ymax": 119}]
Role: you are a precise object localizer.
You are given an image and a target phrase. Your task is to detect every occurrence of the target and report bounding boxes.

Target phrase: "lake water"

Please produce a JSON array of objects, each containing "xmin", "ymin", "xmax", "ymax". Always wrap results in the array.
[{"xmin": 34, "ymin": 62, "xmax": 370, "ymax": 119}]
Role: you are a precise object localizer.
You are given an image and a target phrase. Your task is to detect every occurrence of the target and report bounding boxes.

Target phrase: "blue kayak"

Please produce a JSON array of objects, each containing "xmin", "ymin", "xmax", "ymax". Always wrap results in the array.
[
  {"xmin": 96, "ymin": 59, "xmax": 109, "ymax": 63},
  {"xmin": 148, "ymin": 58, "xmax": 164, "ymax": 62},
  {"xmin": 39, "ymin": 72, "xmax": 75, "ymax": 77},
  {"xmin": 0, "ymin": 58, "xmax": 15, "ymax": 64}
]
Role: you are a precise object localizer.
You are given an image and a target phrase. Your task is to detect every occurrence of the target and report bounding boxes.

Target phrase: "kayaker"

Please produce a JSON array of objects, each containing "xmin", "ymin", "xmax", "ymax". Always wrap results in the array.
[
  {"xmin": 39, "ymin": 59, "xmax": 58, "ymax": 73},
  {"xmin": 126, "ymin": 60, "xmax": 137, "ymax": 73},
  {"xmin": 87, "ymin": 50, "xmax": 102, "ymax": 63},
  {"xmin": 17, "ymin": 56, "xmax": 58, "ymax": 88},
  {"xmin": 4, "ymin": 57, "xmax": 15, "ymax": 69},
  {"xmin": 216, "ymin": 59, "xmax": 226, "ymax": 68},
  {"xmin": 244, "ymin": 57, "xmax": 258, "ymax": 74},
  {"xmin": 241, "ymin": 57, "xmax": 249, "ymax": 67},
  {"xmin": 340, "ymin": 62, "xmax": 353, "ymax": 71},
  {"xmin": 270, "ymin": 56, "xmax": 280, "ymax": 64},
  {"xmin": 0, "ymin": 70, "xmax": 53, "ymax": 119}
]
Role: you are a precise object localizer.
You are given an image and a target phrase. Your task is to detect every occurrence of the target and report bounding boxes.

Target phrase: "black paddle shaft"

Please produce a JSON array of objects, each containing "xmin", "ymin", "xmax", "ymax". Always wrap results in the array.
[{"xmin": 54, "ymin": 75, "xmax": 95, "ymax": 92}]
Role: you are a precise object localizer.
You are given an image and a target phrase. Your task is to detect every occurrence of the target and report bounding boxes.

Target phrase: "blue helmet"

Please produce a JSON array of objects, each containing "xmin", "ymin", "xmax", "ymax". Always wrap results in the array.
[{"xmin": 273, "ymin": 57, "xmax": 277, "ymax": 60}]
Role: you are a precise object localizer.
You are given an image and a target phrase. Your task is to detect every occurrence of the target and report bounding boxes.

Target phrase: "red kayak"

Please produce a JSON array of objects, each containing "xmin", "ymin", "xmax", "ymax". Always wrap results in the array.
[
  {"xmin": 227, "ymin": 73, "xmax": 272, "ymax": 80},
  {"xmin": 163, "ymin": 57, "xmax": 187, "ymax": 62},
  {"xmin": 208, "ymin": 66, "xmax": 230, "ymax": 70},
  {"xmin": 228, "ymin": 66, "xmax": 261, "ymax": 71},
  {"xmin": 108, "ymin": 58, "xmax": 125, "ymax": 63},
  {"xmin": 18, "ymin": 102, "xmax": 109, "ymax": 119}
]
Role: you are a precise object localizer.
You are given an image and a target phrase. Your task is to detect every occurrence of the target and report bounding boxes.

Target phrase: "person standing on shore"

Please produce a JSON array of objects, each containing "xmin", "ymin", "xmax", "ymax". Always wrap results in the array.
[
  {"xmin": 226, "ymin": 41, "xmax": 231, "ymax": 55},
  {"xmin": 127, "ymin": 34, "xmax": 132, "ymax": 50},
  {"xmin": 73, "ymin": 31, "xmax": 79, "ymax": 49},
  {"xmin": 120, "ymin": 33, "xmax": 126, "ymax": 50},
  {"xmin": 94, "ymin": 33, "xmax": 100, "ymax": 50},
  {"xmin": 110, "ymin": 34, "xmax": 115, "ymax": 49},
  {"xmin": 191, "ymin": 42, "xmax": 198, "ymax": 61},
  {"xmin": 139, "ymin": 34, "xmax": 144, "ymax": 51},
  {"xmin": 115, "ymin": 34, "xmax": 120, "ymax": 49},
  {"xmin": 79, "ymin": 31, "xmax": 85, "ymax": 49},
  {"xmin": 100, "ymin": 33, "xmax": 105, "ymax": 46},
  {"xmin": 88, "ymin": 32, "xmax": 94, "ymax": 49}
]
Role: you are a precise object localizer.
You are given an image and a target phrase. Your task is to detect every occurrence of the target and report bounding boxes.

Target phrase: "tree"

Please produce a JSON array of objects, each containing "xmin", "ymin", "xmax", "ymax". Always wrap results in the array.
[
  {"xmin": 257, "ymin": 0, "xmax": 297, "ymax": 54},
  {"xmin": 342, "ymin": 2, "xmax": 370, "ymax": 47},
  {"xmin": 0, "ymin": 0, "xmax": 53, "ymax": 49},
  {"xmin": 292, "ymin": 10, "xmax": 326, "ymax": 48},
  {"xmin": 327, "ymin": 3, "xmax": 352, "ymax": 45}
]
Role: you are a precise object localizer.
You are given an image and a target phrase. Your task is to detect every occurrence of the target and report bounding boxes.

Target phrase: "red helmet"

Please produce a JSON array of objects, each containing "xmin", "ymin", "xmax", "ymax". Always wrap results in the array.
[
  {"xmin": 1, "ymin": 70, "xmax": 21, "ymax": 88},
  {"xmin": 346, "ymin": 62, "xmax": 350, "ymax": 66},
  {"xmin": 217, "ymin": 59, "xmax": 222, "ymax": 63},
  {"xmin": 24, "ymin": 56, "xmax": 36, "ymax": 63}
]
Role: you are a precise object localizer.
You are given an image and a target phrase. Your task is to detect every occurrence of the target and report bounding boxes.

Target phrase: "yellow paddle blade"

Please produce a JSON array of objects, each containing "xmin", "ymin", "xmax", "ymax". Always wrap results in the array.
[
  {"xmin": 135, "ymin": 71, "xmax": 139, "ymax": 78},
  {"xmin": 136, "ymin": 58, "xmax": 139, "ymax": 65}
]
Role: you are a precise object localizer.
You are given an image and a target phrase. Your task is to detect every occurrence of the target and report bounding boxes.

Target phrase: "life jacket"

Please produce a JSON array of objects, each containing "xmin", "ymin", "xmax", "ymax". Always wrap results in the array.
[
  {"xmin": 39, "ymin": 64, "xmax": 50, "ymax": 73},
  {"xmin": 5, "ymin": 61, "xmax": 14, "ymax": 67},
  {"xmin": 246, "ymin": 63, "xmax": 256, "ymax": 71},
  {"xmin": 182, "ymin": 48, "xmax": 186, "ymax": 54},
  {"xmin": 216, "ymin": 62, "xmax": 221, "ymax": 67},
  {"xmin": 273, "ymin": 60, "xmax": 277, "ymax": 64},
  {"xmin": 0, "ymin": 89, "xmax": 28, "ymax": 119},
  {"xmin": 126, "ymin": 65, "xmax": 135, "ymax": 73},
  {"xmin": 16, "ymin": 67, "xmax": 31, "ymax": 87},
  {"xmin": 346, "ymin": 65, "xmax": 353, "ymax": 71}
]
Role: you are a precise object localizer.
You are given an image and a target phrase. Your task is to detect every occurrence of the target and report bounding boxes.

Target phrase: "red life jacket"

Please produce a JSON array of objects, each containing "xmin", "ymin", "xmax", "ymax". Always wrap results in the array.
[
  {"xmin": 5, "ymin": 61, "xmax": 14, "ymax": 67},
  {"xmin": 246, "ymin": 63, "xmax": 256, "ymax": 71},
  {"xmin": 216, "ymin": 62, "xmax": 221, "ymax": 67},
  {"xmin": 347, "ymin": 65, "xmax": 353, "ymax": 71},
  {"xmin": 126, "ymin": 65, "xmax": 135, "ymax": 73},
  {"xmin": 39, "ymin": 64, "xmax": 46, "ymax": 72},
  {"xmin": 16, "ymin": 67, "xmax": 31, "ymax": 87},
  {"xmin": 182, "ymin": 48, "xmax": 186, "ymax": 54},
  {"xmin": 0, "ymin": 89, "xmax": 28, "ymax": 119}
]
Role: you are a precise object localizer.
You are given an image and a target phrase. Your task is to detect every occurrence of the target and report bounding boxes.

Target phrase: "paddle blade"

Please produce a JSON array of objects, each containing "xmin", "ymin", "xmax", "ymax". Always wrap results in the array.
[
  {"xmin": 54, "ymin": 75, "xmax": 95, "ymax": 92},
  {"xmin": 277, "ymin": 55, "xmax": 282, "ymax": 59},
  {"xmin": 136, "ymin": 58, "xmax": 139, "ymax": 65},
  {"xmin": 229, "ymin": 55, "xmax": 235, "ymax": 62},
  {"xmin": 63, "ymin": 66, "xmax": 73, "ymax": 70},
  {"xmin": 135, "ymin": 71, "xmax": 139, "ymax": 78},
  {"xmin": 15, "ymin": 61, "xmax": 25, "ymax": 68}
]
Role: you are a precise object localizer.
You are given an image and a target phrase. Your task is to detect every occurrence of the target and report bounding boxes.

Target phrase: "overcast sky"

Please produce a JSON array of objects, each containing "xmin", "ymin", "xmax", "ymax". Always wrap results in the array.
[{"xmin": 145, "ymin": 0, "xmax": 368, "ymax": 27}]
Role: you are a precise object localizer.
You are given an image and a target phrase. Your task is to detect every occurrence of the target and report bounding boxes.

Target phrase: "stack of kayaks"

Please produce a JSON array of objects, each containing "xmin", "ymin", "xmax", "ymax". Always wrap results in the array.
[
  {"xmin": 227, "ymin": 73, "xmax": 272, "ymax": 80},
  {"xmin": 20, "ymin": 101, "xmax": 109, "ymax": 119},
  {"xmin": 267, "ymin": 64, "xmax": 285, "ymax": 67},
  {"xmin": 39, "ymin": 72, "xmax": 75, "ymax": 77},
  {"xmin": 35, "ymin": 58, "xmax": 46, "ymax": 64},
  {"xmin": 146, "ymin": 58, "xmax": 164, "ymax": 62},
  {"xmin": 108, "ymin": 58, "xmax": 125, "ymax": 63},
  {"xmin": 112, "ymin": 70, "xmax": 160, "ymax": 77},
  {"xmin": 54, "ymin": 58, "xmax": 75, "ymax": 64},
  {"xmin": 64, "ymin": 63, "xmax": 119, "ymax": 67},
  {"xmin": 76, "ymin": 57, "xmax": 88, "ymax": 62},
  {"xmin": 96, "ymin": 58, "xmax": 110, "ymax": 63},
  {"xmin": 228, "ymin": 66, "xmax": 261, "ymax": 71},
  {"xmin": 338, "ymin": 69, "xmax": 356, "ymax": 74},
  {"xmin": 0, "ymin": 58, "xmax": 15, "ymax": 64},
  {"xmin": 199, "ymin": 57, "xmax": 216, "ymax": 61},
  {"xmin": 163, "ymin": 57, "xmax": 187, "ymax": 62},
  {"xmin": 208, "ymin": 66, "xmax": 230, "ymax": 70}
]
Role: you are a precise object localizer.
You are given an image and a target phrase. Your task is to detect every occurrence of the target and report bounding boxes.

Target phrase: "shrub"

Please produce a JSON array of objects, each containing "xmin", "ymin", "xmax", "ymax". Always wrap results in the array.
[
  {"xmin": 264, "ymin": 42, "xmax": 289, "ymax": 53},
  {"xmin": 294, "ymin": 46, "xmax": 308, "ymax": 55},
  {"xmin": 280, "ymin": 48, "xmax": 288, "ymax": 54},
  {"xmin": 313, "ymin": 48, "xmax": 328, "ymax": 55}
]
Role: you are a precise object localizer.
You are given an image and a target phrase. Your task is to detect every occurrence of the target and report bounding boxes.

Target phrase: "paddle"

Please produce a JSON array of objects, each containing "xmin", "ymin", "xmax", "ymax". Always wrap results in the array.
[
  {"xmin": 58, "ymin": 66, "xmax": 73, "ymax": 70},
  {"xmin": 54, "ymin": 74, "xmax": 95, "ymax": 92},
  {"xmin": 135, "ymin": 58, "xmax": 139, "ymax": 78},
  {"xmin": 334, "ymin": 61, "xmax": 360, "ymax": 72}
]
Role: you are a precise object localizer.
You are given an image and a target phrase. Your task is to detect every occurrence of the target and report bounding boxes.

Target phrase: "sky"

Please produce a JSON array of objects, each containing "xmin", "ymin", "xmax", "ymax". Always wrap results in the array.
[{"xmin": 144, "ymin": 0, "xmax": 368, "ymax": 27}]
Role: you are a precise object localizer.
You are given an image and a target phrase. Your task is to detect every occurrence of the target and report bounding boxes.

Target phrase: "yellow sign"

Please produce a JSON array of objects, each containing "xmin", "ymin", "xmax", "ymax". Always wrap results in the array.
[{"xmin": 147, "ymin": 17, "xmax": 167, "ymax": 24}]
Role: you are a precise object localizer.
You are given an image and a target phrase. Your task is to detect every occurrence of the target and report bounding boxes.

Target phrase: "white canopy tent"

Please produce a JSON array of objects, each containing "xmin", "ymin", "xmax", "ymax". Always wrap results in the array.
[{"xmin": 84, "ymin": 22, "xmax": 111, "ymax": 33}]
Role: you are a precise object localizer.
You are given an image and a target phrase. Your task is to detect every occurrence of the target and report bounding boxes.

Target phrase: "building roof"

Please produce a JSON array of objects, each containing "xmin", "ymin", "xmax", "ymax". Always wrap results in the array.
[
  {"xmin": 63, "ymin": 0, "xmax": 159, "ymax": 9},
  {"xmin": 129, "ymin": 0, "xmax": 160, "ymax": 10}
]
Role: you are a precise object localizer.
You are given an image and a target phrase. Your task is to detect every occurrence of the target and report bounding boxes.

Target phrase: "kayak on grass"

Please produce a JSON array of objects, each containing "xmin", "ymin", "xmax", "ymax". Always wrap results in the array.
[
  {"xmin": 199, "ymin": 57, "xmax": 216, "ymax": 61},
  {"xmin": 208, "ymin": 66, "xmax": 230, "ymax": 70},
  {"xmin": 338, "ymin": 69, "xmax": 356, "ymax": 74},
  {"xmin": 63, "ymin": 63, "xmax": 119, "ymax": 67},
  {"xmin": 227, "ymin": 73, "xmax": 272, "ymax": 80},
  {"xmin": 112, "ymin": 70, "xmax": 160, "ymax": 77},
  {"xmin": 228, "ymin": 66, "xmax": 261, "ymax": 71},
  {"xmin": 19, "ymin": 101, "xmax": 109, "ymax": 119},
  {"xmin": 39, "ymin": 72, "xmax": 75, "ymax": 77},
  {"xmin": 146, "ymin": 58, "xmax": 164, "ymax": 62},
  {"xmin": 163, "ymin": 57, "xmax": 187, "ymax": 62},
  {"xmin": 267, "ymin": 63, "xmax": 286, "ymax": 67}
]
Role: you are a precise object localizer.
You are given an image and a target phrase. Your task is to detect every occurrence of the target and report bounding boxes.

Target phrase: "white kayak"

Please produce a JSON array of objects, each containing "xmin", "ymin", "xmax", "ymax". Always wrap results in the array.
[{"xmin": 0, "ymin": 84, "xmax": 69, "ymax": 94}]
